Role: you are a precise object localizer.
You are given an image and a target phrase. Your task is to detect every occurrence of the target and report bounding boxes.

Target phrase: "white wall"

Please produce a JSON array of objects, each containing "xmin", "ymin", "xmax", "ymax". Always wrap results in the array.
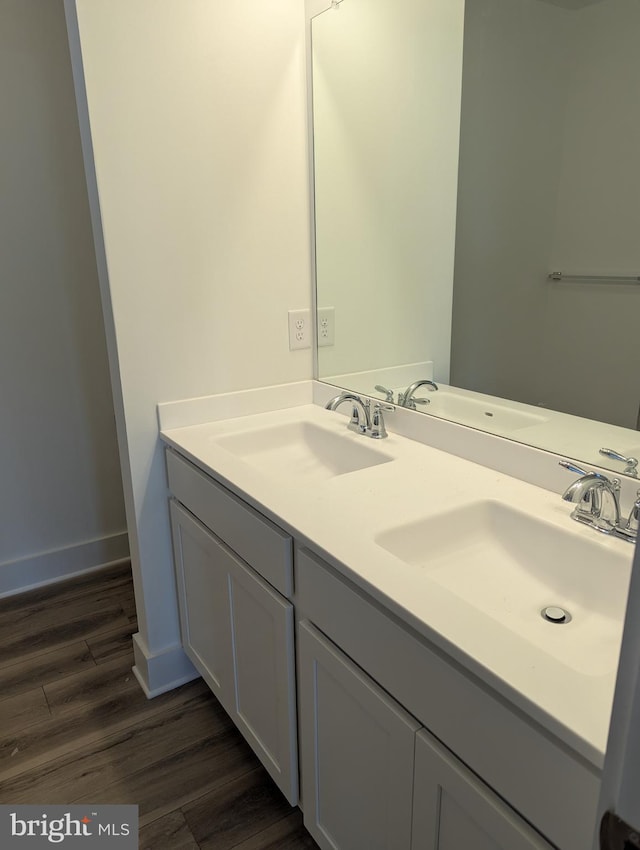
[
  {"xmin": 313, "ymin": 0, "xmax": 465, "ymax": 382},
  {"xmin": 66, "ymin": 0, "xmax": 312, "ymax": 694},
  {"xmin": 0, "ymin": 0, "xmax": 127, "ymax": 596}
]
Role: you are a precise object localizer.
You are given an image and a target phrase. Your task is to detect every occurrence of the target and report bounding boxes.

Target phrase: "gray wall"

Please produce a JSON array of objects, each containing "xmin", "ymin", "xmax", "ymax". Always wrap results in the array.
[
  {"xmin": 0, "ymin": 0, "xmax": 127, "ymax": 593},
  {"xmin": 450, "ymin": 0, "xmax": 640, "ymax": 429}
]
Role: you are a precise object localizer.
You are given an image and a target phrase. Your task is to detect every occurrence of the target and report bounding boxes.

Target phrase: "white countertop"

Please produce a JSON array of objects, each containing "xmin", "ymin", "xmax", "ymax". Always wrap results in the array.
[{"xmin": 160, "ymin": 398, "xmax": 634, "ymax": 769}]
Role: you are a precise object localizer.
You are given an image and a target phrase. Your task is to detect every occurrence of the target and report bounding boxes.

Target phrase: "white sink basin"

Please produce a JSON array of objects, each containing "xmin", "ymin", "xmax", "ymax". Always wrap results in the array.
[
  {"xmin": 375, "ymin": 500, "xmax": 631, "ymax": 675},
  {"xmin": 215, "ymin": 420, "xmax": 393, "ymax": 482}
]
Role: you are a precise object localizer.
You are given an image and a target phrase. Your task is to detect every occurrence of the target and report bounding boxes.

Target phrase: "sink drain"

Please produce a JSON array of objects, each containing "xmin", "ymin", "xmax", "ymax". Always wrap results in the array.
[{"xmin": 541, "ymin": 606, "xmax": 572, "ymax": 624}]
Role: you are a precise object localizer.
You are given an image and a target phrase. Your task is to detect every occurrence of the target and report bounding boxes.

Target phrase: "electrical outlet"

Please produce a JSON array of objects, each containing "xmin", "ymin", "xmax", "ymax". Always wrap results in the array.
[
  {"xmin": 288, "ymin": 309, "xmax": 311, "ymax": 350},
  {"xmin": 317, "ymin": 306, "xmax": 335, "ymax": 347}
]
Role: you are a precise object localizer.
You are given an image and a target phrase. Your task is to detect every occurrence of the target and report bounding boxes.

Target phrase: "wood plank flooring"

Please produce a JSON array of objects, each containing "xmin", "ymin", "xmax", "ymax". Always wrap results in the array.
[{"xmin": 0, "ymin": 563, "xmax": 319, "ymax": 849}]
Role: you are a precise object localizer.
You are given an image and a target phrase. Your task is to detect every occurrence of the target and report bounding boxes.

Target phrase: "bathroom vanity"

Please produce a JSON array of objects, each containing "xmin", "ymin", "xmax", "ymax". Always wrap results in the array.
[
  {"xmin": 62, "ymin": 0, "xmax": 640, "ymax": 841},
  {"xmin": 159, "ymin": 392, "xmax": 634, "ymax": 850}
]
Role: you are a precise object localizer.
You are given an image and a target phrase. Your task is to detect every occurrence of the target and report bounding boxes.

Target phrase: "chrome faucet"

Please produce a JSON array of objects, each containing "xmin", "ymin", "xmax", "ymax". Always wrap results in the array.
[
  {"xmin": 325, "ymin": 392, "xmax": 394, "ymax": 439},
  {"xmin": 325, "ymin": 392, "xmax": 371, "ymax": 434},
  {"xmin": 559, "ymin": 461, "xmax": 637, "ymax": 542},
  {"xmin": 559, "ymin": 462, "xmax": 620, "ymax": 532},
  {"xmin": 398, "ymin": 379, "xmax": 438, "ymax": 410}
]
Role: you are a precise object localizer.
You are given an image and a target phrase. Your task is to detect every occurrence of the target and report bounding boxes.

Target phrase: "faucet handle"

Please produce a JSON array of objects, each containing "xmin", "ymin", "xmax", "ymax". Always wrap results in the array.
[
  {"xmin": 559, "ymin": 460, "xmax": 608, "ymax": 479},
  {"xmin": 599, "ymin": 447, "xmax": 639, "ymax": 477},
  {"xmin": 559, "ymin": 460, "xmax": 589, "ymax": 477},
  {"xmin": 611, "ymin": 490, "xmax": 640, "ymax": 542},
  {"xmin": 375, "ymin": 385, "xmax": 394, "ymax": 403},
  {"xmin": 628, "ymin": 491, "xmax": 640, "ymax": 534},
  {"xmin": 369, "ymin": 403, "xmax": 394, "ymax": 439}
]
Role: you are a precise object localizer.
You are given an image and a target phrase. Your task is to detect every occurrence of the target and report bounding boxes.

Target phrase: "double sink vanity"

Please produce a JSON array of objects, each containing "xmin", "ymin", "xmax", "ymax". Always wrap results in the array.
[{"xmin": 158, "ymin": 382, "xmax": 634, "ymax": 850}]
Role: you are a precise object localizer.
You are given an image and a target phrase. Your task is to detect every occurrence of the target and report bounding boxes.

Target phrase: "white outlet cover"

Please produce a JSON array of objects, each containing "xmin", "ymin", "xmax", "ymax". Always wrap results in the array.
[
  {"xmin": 317, "ymin": 306, "xmax": 335, "ymax": 347},
  {"xmin": 288, "ymin": 309, "xmax": 311, "ymax": 350}
]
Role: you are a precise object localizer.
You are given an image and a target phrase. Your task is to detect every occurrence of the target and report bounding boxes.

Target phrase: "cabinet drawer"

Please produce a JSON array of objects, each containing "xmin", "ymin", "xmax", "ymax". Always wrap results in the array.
[
  {"xmin": 166, "ymin": 448, "xmax": 293, "ymax": 597},
  {"xmin": 296, "ymin": 546, "xmax": 598, "ymax": 850}
]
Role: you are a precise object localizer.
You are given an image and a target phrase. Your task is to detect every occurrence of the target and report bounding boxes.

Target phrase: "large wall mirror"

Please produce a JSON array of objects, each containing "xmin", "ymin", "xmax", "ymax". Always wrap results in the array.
[{"xmin": 310, "ymin": 0, "xmax": 640, "ymax": 478}]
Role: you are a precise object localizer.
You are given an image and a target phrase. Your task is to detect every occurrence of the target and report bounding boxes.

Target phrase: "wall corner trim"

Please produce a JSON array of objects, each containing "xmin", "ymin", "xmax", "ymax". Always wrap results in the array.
[{"xmin": 132, "ymin": 633, "xmax": 199, "ymax": 699}]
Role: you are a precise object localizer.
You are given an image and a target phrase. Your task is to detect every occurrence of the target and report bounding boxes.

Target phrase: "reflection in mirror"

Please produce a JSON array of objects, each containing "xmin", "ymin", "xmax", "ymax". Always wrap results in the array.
[{"xmin": 311, "ymin": 0, "xmax": 640, "ymax": 477}]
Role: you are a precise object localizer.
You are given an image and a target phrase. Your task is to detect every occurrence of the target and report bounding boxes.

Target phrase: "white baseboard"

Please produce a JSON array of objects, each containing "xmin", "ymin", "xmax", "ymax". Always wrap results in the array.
[
  {"xmin": 0, "ymin": 531, "xmax": 130, "ymax": 598},
  {"xmin": 132, "ymin": 632, "xmax": 199, "ymax": 698}
]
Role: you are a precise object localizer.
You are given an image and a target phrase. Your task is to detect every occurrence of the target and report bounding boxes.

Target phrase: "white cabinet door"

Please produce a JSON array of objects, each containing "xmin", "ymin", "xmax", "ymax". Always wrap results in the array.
[
  {"xmin": 412, "ymin": 729, "xmax": 554, "ymax": 850},
  {"xmin": 227, "ymin": 553, "xmax": 298, "ymax": 804},
  {"xmin": 299, "ymin": 620, "xmax": 420, "ymax": 850},
  {"xmin": 170, "ymin": 499, "xmax": 234, "ymax": 710},
  {"xmin": 170, "ymin": 499, "xmax": 298, "ymax": 804}
]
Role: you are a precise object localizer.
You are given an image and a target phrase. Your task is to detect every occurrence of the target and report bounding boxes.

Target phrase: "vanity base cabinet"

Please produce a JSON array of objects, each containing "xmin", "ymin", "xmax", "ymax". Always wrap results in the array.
[
  {"xmin": 170, "ymin": 499, "xmax": 298, "ymax": 804},
  {"xmin": 165, "ymin": 443, "xmax": 595, "ymax": 850},
  {"xmin": 298, "ymin": 620, "xmax": 420, "ymax": 850},
  {"xmin": 412, "ymin": 730, "xmax": 553, "ymax": 850},
  {"xmin": 295, "ymin": 546, "xmax": 597, "ymax": 850}
]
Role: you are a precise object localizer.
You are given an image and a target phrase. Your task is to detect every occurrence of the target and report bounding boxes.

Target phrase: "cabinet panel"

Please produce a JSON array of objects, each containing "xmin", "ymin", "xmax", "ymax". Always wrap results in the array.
[
  {"xmin": 299, "ymin": 621, "xmax": 420, "ymax": 850},
  {"xmin": 166, "ymin": 448, "xmax": 293, "ymax": 596},
  {"xmin": 228, "ymin": 557, "xmax": 298, "ymax": 804},
  {"xmin": 170, "ymin": 499, "xmax": 234, "ymax": 709},
  {"xmin": 412, "ymin": 730, "xmax": 554, "ymax": 850}
]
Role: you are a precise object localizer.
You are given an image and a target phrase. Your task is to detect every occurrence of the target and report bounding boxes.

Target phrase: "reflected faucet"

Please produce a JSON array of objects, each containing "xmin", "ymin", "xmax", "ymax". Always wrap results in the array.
[
  {"xmin": 398, "ymin": 380, "xmax": 439, "ymax": 410},
  {"xmin": 599, "ymin": 447, "xmax": 638, "ymax": 478},
  {"xmin": 375, "ymin": 385, "xmax": 394, "ymax": 403}
]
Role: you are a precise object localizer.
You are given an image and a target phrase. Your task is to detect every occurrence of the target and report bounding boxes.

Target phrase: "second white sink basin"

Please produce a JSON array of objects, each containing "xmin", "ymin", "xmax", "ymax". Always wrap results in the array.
[
  {"xmin": 215, "ymin": 420, "xmax": 393, "ymax": 482},
  {"xmin": 376, "ymin": 500, "xmax": 631, "ymax": 676}
]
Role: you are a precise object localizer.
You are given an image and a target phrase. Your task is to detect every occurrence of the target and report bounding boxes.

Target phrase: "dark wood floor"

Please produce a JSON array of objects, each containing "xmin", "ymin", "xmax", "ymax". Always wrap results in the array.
[{"xmin": 0, "ymin": 562, "xmax": 319, "ymax": 849}]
